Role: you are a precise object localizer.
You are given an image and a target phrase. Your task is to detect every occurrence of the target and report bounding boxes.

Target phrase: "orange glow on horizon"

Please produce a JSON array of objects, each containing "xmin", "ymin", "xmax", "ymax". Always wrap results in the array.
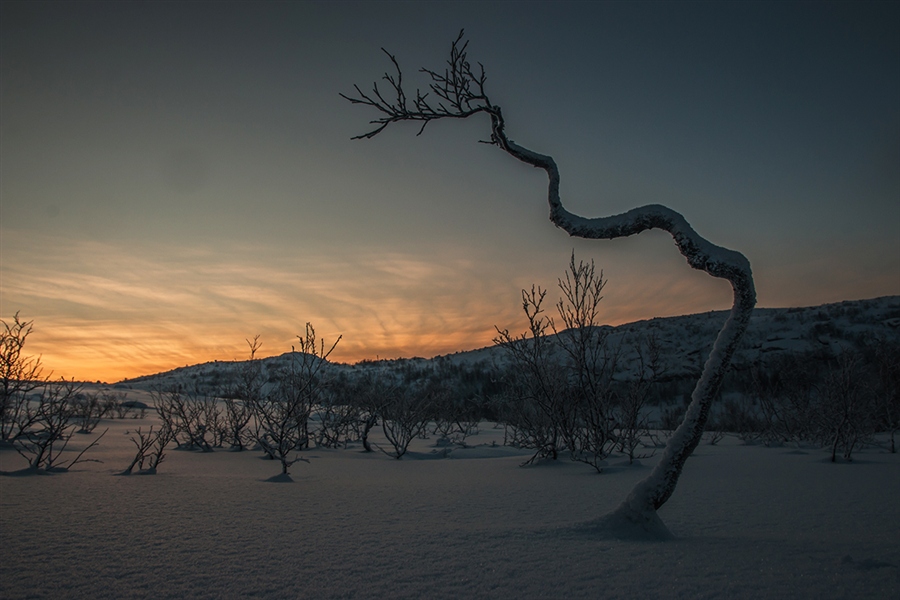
[
  {"xmin": 15, "ymin": 289, "xmax": 731, "ymax": 383},
  {"xmin": 5, "ymin": 232, "xmax": 896, "ymax": 383}
]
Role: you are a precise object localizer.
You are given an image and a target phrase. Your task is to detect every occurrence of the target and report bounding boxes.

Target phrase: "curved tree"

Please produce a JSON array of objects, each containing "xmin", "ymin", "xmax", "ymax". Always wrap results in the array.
[{"xmin": 342, "ymin": 31, "xmax": 756, "ymax": 538}]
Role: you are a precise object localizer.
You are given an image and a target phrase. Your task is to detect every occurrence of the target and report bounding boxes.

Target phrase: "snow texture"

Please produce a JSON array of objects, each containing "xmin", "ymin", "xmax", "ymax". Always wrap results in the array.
[{"xmin": 1, "ymin": 414, "xmax": 898, "ymax": 599}]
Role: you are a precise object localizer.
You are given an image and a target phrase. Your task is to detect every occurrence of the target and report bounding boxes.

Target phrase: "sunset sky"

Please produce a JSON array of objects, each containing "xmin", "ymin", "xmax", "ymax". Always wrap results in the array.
[{"xmin": 2, "ymin": 1, "xmax": 898, "ymax": 382}]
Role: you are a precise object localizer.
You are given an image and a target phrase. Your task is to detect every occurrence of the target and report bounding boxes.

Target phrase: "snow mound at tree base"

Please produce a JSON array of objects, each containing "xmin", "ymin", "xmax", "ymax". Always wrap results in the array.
[{"xmin": 583, "ymin": 506, "xmax": 674, "ymax": 541}]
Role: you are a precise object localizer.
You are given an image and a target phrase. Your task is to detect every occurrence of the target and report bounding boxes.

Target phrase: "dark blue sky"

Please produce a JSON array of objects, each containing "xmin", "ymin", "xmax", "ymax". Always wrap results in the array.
[{"xmin": 2, "ymin": 1, "xmax": 898, "ymax": 380}]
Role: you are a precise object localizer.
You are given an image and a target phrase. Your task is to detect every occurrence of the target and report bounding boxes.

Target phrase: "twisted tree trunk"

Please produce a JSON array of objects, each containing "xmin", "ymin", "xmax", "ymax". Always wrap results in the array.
[{"xmin": 344, "ymin": 31, "xmax": 757, "ymax": 537}]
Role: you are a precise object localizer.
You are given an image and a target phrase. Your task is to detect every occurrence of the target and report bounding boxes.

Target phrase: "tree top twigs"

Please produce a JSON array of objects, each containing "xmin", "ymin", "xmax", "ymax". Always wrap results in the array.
[{"xmin": 340, "ymin": 30, "xmax": 498, "ymax": 140}]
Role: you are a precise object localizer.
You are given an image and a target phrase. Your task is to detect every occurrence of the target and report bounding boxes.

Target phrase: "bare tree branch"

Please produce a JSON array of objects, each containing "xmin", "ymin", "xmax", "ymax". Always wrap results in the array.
[{"xmin": 340, "ymin": 30, "xmax": 495, "ymax": 139}]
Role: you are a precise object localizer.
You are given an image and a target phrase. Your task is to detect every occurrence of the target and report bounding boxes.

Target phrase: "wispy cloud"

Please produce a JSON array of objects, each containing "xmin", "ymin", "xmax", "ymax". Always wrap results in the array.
[
  {"xmin": 5, "ymin": 225, "xmax": 887, "ymax": 382},
  {"xmin": 1, "ymin": 232, "xmax": 530, "ymax": 380}
]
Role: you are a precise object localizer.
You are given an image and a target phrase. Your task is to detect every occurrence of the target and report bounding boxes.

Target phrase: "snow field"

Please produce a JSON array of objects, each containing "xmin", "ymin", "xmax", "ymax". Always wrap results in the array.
[{"xmin": 1, "ymin": 408, "xmax": 898, "ymax": 599}]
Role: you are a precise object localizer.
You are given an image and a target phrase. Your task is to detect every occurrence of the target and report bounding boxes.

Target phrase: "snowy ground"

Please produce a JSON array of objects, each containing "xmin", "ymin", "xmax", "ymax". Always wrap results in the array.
[{"xmin": 1, "ymin": 394, "xmax": 898, "ymax": 599}]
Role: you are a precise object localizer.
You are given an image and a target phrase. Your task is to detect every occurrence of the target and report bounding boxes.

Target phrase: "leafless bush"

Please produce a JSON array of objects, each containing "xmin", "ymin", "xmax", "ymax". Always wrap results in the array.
[
  {"xmin": 432, "ymin": 396, "xmax": 480, "ymax": 448},
  {"xmin": 350, "ymin": 370, "xmax": 395, "ymax": 453},
  {"xmin": 868, "ymin": 336, "xmax": 900, "ymax": 453},
  {"xmin": 748, "ymin": 348, "xmax": 880, "ymax": 460},
  {"xmin": 222, "ymin": 397, "xmax": 253, "ymax": 451},
  {"xmin": 107, "ymin": 392, "xmax": 134, "ymax": 419},
  {"xmin": 311, "ymin": 371, "xmax": 365, "ymax": 449},
  {"xmin": 253, "ymin": 360, "xmax": 311, "ymax": 475},
  {"xmin": 817, "ymin": 351, "xmax": 875, "ymax": 462},
  {"xmin": 657, "ymin": 402, "xmax": 686, "ymax": 433},
  {"xmin": 315, "ymin": 394, "xmax": 360, "ymax": 449},
  {"xmin": 703, "ymin": 430, "xmax": 726, "ymax": 445},
  {"xmin": 152, "ymin": 387, "xmax": 222, "ymax": 452},
  {"xmin": 495, "ymin": 286, "xmax": 568, "ymax": 463},
  {"xmin": 357, "ymin": 409, "xmax": 380, "ymax": 453},
  {"xmin": 378, "ymin": 383, "xmax": 434, "ymax": 459},
  {"xmin": 493, "ymin": 385, "xmax": 561, "ymax": 460},
  {"xmin": 1, "ymin": 314, "xmax": 106, "ymax": 471},
  {"xmin": 229, "ymin": 335, "xmax": 266, "ymax": 451},
  {"xmin": 11, "ymin": 379, "xmax": 107, "ymax": 471},
  {"xmin": 72, "ymin": 392, "xmax": 111, "ymax": 433},
  {"xmin": 554, "ymin": 255, "xmax": 621, "ymax": 470},
  {"xmin": 707, "ymin": 393, "xmax": 765, "ymax": 442},
  {"xmin": 250, "ymin": 390, "xmax": 308, "ymax": 472},
  {"xmin": 120, "ymin": 424, "xmax": 175, "ymax": 474},
  {"xmin": 752, "ymin": 355, "xmax": 819, "ymax": 444},
  {"xmin": 615, "ymin": 333, "xmax": 663, "ymax": 462},
  {"xmin": 403, "ymin": 370, "xmax": 478, "ymax": 447},
  {"xmin": 494, "ymin": 254, "xmax": 620, "ymax": 471},
  {"xmin": 1, "ymin": 313, "xmax": 45, "ymax": 443},
  {"xmin": 249, "ymin": 324, "xmax": 340, "ymax": 475}
]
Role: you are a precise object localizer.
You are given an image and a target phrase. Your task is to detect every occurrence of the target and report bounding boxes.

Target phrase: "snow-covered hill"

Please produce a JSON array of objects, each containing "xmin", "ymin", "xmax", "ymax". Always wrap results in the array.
[{"xmin": 119, "ymin": 296, "xmax": 900, "ymax": 392}]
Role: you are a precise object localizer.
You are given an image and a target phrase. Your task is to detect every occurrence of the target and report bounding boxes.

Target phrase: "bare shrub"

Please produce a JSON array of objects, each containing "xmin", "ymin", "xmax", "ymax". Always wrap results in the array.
[
  {"xmin": 1, "ymin": 314, "xmax": 106, "ymax": 471},
  {"xmin": 495, "ymin": 254, "xmax": 620, "ymax": 472},
  {"xmin": 72, "ymin": 392, "xmax": 111, "ymax": 434},
  {"xmin": 868, "ymin": 336, "xmax": 900, "ymax": 453},
  {"xmin": 494, "ymin": 285, "xmax": 568, "ymax": 463},
  {"xmin": 378, "ymin": 383, "xmax": 434, "ymax": 459},
  {"xmin": 703, "ymin": 430, "xmax": 726, "ymax": 445},
  {"xmin": 222, "ymin": 397, "xmax": 253, "ymax": 451},
  {"xmin": 615, "ymin": 333, "xmax": 663, "ymax": 462},
  {"xmin": 1, "ymin": 313, "xmax": 44, "ymax": 443},
  {"xmin": 431, "ymin": 392, "xmax": 480, "ymax": 448},
  {"xmin": 230, "ymin": 335, "xmax": 266, "ymax": 451},
  {"xmin": 121, "ymin": 424, "xmax": 175, "ymax": 475},
  {"xmin": 315, "ymin": 395, "xmax": 360, "ymax": 449},
  {"xmin": 748, "ymin": 348, "xmax": 881, "ymax": 461},
  {"xmin": 249, "ymin": 324, "xmax": 340, "ymax": 476},
  {"xmin": 709, "ymin": 394, "xmax": 765, "ymax": 442},
  {"xmin": 109, "ymin": 392, "xmax": 134, "ymax": 419},
  {"xmin": 12, "ymin": 379, "xmax": 107, "ymax": 471},
  {"xmin": 152, "ymin": 387, "xmax": 221, "ymax": 452},
  {"xmin": 352, "ymin": 370, "xmax": 396, "ymax": 453},
  {"xmin": 817, "ymin": 351, "xmax": 875, "ymax": 462},
  {"xmin": 752, "ymin": 354, "xmax": 819, "ymax": 444}
]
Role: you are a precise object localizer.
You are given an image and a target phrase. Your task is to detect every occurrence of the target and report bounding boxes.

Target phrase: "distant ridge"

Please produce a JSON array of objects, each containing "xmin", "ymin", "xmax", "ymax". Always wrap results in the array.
[{"xmin": 118, "ymin": 296, "xmax": 900, "ymax": 390}]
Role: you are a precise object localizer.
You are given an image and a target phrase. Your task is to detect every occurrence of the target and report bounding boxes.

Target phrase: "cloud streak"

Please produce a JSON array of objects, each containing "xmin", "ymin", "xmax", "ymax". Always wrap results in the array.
[{"xmin": 1, "ymin": 232, "xmax": 530, "ymax": 380}]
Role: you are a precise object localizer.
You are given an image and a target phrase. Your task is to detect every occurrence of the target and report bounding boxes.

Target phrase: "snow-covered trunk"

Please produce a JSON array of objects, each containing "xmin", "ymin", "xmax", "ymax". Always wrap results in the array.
[
  {"xmin": 489, "ymin": 113, "xmax": 757, "ymax": 534},
  {"xmin": 611, "ymin": 284, "xmax": 753, "ymax": 531}
]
